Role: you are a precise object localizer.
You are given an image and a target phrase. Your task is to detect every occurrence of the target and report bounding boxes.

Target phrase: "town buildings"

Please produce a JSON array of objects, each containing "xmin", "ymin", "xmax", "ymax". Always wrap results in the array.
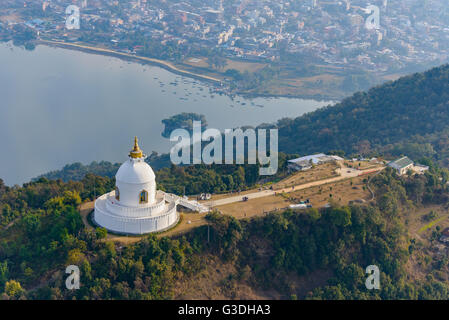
[{"xmin": 2, "ymin": 0, "xmax": 448, "ymax": 76}]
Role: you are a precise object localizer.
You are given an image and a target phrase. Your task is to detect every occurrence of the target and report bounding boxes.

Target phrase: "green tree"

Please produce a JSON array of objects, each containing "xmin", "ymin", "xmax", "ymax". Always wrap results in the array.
[
  {"xmin": 0, "ymin": 261, "xmax": 8, "ymax": 289},
  {"xmin": 330, "ymin": 207, "xmax": 352, "ymax": 227},
  {"xmin": 4, "ymin": 280, "xmax": 24, "ymax": 299},
  {"xmin": 96, "ymin": 227, "xmax": 108, "ymax": 239}
]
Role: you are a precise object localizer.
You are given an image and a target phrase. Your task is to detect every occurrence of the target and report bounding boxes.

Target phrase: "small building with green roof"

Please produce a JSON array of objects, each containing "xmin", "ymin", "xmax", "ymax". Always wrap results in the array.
[{"xmin": 388, "ymin": 156, "xmax": 414, "ymax": 175}]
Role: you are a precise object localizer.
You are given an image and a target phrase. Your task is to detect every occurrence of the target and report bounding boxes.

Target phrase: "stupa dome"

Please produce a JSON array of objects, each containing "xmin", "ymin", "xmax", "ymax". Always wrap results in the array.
[{"xmin": 115, "ymin": 159, "xmax": 155, "ymax": 184}]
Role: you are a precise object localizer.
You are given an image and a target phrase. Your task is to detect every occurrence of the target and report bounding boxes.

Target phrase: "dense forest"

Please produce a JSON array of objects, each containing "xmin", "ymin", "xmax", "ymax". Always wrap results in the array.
[
  {"xmin": 0, "ymin": 174, "xmax": 114, "ymax": 228},
  {"xmin": 1, "ymin": 163, "xmax": 449, "ymax": 299},
  {"xmin": 273, "ymin": 64, "xmax": 449, "ymax": 166}
]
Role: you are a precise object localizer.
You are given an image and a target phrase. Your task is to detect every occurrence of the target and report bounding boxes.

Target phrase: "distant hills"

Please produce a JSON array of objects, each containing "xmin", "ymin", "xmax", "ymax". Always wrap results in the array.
[
  {"xmin": 34, "ymin": 161, "xmax": 120, "ymax": 182},
  {"xmin": 33, "ymin": 153, "xmax": 172, "ymax": 183},
  {"xmin": 275, "ymin": 64, "xmax": 449, "ymax": 166}
]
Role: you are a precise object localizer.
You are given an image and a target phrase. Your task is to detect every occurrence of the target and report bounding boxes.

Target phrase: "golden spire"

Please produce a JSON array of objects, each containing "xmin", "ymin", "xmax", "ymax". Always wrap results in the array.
[{"xmin": 129, "ymin": 136, "xmax": 143, "ymax": 158}]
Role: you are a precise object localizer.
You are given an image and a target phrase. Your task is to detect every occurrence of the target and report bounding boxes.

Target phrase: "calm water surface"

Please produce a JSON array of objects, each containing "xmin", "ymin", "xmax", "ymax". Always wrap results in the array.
[{"xmin": 0, "ymin": 42, "xmax": 333, "ymax": 185}]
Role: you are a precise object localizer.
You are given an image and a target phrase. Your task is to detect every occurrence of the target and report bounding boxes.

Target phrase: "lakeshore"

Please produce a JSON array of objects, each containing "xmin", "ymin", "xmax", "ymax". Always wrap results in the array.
[
  {"xmin": 37, "ymin": 39, "xmax": 224, "ymax": 85},
  {"xmin": 36, "ymin": 39, "xmax": 344, "ymax": 101}
]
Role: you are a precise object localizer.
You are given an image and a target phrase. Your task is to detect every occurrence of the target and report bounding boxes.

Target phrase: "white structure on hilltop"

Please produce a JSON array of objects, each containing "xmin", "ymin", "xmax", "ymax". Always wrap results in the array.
[
  {"xmin": 287, "ymin": 153, "xmax": 343, "ymax": 172},
  {"xmin": 94, "ymin": 137, "xmax": 206, "ymax": 235}
]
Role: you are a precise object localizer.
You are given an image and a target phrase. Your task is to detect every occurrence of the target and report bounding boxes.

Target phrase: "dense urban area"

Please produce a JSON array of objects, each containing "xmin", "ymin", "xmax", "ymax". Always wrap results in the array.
[{"xmin": 1, "ymin": 0, "xmax": 449, "ymax": 98}]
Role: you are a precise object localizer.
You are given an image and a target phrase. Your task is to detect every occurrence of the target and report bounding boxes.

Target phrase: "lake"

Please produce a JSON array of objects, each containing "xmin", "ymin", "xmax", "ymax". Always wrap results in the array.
[{"xmin": 0, "ymin": 42, "xmax": 332, "ymax": 185}]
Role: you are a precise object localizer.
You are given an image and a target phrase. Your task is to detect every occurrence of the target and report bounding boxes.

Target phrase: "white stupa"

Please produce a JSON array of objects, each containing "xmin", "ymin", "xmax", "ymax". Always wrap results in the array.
[{"xmin": 94, "ymin": 137, "xmax": 179, "ymax": 235}]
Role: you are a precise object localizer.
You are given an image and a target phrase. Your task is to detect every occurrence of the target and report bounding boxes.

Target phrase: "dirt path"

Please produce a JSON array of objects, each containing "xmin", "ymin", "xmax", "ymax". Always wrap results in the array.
[
  {"xmin": 366, "ymin": 169, "xmax": 383, "ymax": 201},
  {"xmin": 79, "ymin": 202, "xmax": 95, "ymax": 230},
  {"xmin": 2, "ymin": 218, "xmax": 19, "ymax": 231}
]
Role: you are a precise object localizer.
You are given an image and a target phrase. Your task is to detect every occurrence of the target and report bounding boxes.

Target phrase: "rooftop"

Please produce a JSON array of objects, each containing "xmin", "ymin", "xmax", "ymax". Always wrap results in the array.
[
  {"xmin": 288, "ymin": 153, "xmax": 342, "ymax": 164},
  {"xmin": 288, "ymin": 153, "xmax": 326, "ymax": 164},
  {"xmin": 389, "ymin": 156, "xmax": 414, "ymax": 169}
]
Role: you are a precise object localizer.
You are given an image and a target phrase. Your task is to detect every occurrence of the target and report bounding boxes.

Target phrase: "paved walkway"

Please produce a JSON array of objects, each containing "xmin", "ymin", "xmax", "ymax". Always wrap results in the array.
[{"xmin": 205, "ymin": 165, "xmax": 385, "ymax": 208}]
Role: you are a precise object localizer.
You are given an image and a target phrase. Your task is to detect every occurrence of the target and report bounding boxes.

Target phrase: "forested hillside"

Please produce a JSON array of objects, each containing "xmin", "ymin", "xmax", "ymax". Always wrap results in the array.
[
  {"xmin": 1, "ymin": 164, "xmax": 449, "ymax": 299},
  {"xmin": 35, "ymin": 153, "xmax": 291, "ymax": 196},
  {"xmin": 275, "ymin": 64, "xmax": 449, "ymax": 166},
  {"xmin": 35, "ymin": 162, "xmax": 121, "ymax": 182},
  {"xmin": 34, "ymin": 152, "xmax": 172, "ymax": 183}
]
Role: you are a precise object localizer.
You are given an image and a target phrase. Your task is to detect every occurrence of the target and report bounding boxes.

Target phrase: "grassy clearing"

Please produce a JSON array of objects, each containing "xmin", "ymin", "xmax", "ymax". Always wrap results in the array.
[{"xmin": 419, "ymin": 217, "xmax": 447, "ymax": 233}]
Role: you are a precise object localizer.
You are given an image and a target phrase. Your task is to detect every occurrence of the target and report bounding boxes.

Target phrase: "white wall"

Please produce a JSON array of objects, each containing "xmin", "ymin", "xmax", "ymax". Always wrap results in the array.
[
  {"xmin": 115, "ymin": 180, "xmax": 156, "ymax": 207},
  {"xmin": 94, "ymin": 198, "xmax": 178, "ymax": 235}
]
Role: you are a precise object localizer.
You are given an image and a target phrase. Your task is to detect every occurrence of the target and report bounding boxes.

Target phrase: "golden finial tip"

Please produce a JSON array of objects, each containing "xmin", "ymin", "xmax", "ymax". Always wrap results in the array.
[{"xmin": 129, "ymin": 136, "xmax": 143, "ymax": 158}]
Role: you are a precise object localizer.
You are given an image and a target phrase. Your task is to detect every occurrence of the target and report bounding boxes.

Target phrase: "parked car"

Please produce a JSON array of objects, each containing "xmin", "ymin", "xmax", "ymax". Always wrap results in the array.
[{"xmin": 289, "ymin": 203, "xmax": 307, "ymax": 209}]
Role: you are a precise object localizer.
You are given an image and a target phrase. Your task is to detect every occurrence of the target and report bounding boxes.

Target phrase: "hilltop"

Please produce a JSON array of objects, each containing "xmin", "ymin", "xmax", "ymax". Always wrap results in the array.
[
  {"xmin": 1, "ymin": 165, "xmax": 449, "ymax": 300},
  {"xmin": 274, "ymin": 64, "xmax": 449, "ymax": 167}
]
